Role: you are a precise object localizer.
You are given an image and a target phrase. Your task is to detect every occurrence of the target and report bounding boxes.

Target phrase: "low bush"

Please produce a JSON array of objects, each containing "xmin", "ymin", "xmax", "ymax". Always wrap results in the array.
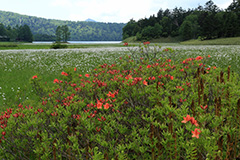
[
  {"xmin": 0, "ymin": 43, "xmax": 240, "ymax": 159},
  {"xmin": 50, "ymin": 42, "xmax": 68, "ymax": 49}
]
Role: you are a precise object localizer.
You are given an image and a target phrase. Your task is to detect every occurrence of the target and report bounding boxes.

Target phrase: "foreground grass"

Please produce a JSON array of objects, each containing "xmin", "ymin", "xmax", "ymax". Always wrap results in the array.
[{"xmin": 181, "ymin": 37, "xmax": 240, "ymax": 45}]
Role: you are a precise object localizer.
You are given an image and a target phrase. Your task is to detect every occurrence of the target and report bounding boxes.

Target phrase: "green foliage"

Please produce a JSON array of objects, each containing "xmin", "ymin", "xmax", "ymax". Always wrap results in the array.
[
  {"xmin": 33, "ymin": 34, "xmax": 56, "ymax": 41},
  {"xmin": 55, "ymin": 25, "xmax": 71, "ymax": 42},
  {"xmin": 17, "ymin": 24, "xmax": 33, "ymax": 42},
  {"xmin": 50, "ymin": 42, "xmax": 68, "ymax": 49},
  {"xmin": 123, "ymin": 0, "xmax": 240, "ymax": 41},
  {"xmin": 0, "ymin": 23, "xmax": 33, "ymax": 42},
  {"xmin": 0, "ymin": 44, "xmax": 240, "ymax": 159},
  {"xmin": 0, "ymin": 10, "xmax": 125, "ymax": 41}
]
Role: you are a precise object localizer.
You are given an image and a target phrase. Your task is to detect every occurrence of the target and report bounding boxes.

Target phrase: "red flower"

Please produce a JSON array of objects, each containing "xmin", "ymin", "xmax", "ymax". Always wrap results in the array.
[
  {"xmin": 208, "ymin": 55, "xmax": 211, "ymax": 58},
  {"xmin": 107, "ymin": 91, "xmax": 115, "ymax": 98},
  {"xmin": 170, "ymin": 76, "xmax": 174, "ymax": 80},
  {"xmin": 123, "ymin": 42, "xmax": 128, "ymax": 46},
  {"xmin": 182, "ymin": 115, "xmax": 199, "ymax": 127},
  {"xmin": 200, "ymin": 105, "xmax": 208, "ymax": 110},
  {"xmin": 190, "ymin": 117, "xmax": 199, "ymax": 127},
  {"xmin": 195, "ymin": 56, "xmax": 203, "ymax": 61},
  {"xmin": 191, "ymin": 128, "xmax": 201, "ymax": 139},
  {"xmin": 53, "ymin": 79, "xmax": 59, "ymax": 83},
  {"xmin": 143, "ymin": 80, "xmax": 148, "ymax": 85},
  {"xmin": 32, "ymin": 75, "xmax": 37, "ymax": 79},
  {"xmin": 1, "ymin": 131, "xmax": 5, "ymax": 136},
  {"xmin": 61, "ymin": 72, "xmax": 68, "ymax": 76},
  {"xmin": 85, "ymin": 74, "xmax": 90, "ymax": 77},
  {"xmin": 97, "ymin": 101, "xmax": 103, "ymax": 109},
  {"xmin": 143, "ymin": 41, "xmax": 150, "ymax": 45},
  {"xmin": 104, "ymin": 103, "xmax": 110, "ymax": 109},
  {"xmin": 147, "ymin": 65, "xmax": 151, "ymax": 68},
  {"xmin": 181, "ymin": 115, "xmax": 192, "ymax": 123},
  {"xmin": 96, "ymin": 127, "xmax": 101, "ymax": 132},
  {"xmin": 74, "ymin": 68, "xmax": 76, "ymax": 71}
]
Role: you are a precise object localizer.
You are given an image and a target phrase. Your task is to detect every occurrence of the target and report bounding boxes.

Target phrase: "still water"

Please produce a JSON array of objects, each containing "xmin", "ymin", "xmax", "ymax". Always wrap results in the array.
[{"xmin": 33, "ymin": 41, "xmax": 122, "ymax": 44}]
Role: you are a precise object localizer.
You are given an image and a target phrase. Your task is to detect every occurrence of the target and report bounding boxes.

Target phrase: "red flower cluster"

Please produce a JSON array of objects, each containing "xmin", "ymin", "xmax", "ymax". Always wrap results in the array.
[
  {"xmin": 182, "ymin": 58, "xmax": 195, "ymax": 64},
  {"xmin": 96, "ymin": 99, "xmax": 112, "ymax": 110},
  {"xmin": 61, "ymin": 72, "xmax": 68, "ymax": 76},
  {"xmin": 182, "ymin": 115, "xmax": 201, "ymax": 138},
  {"xmin": 107, "ymin": 90, "xmax": 119, "ymax": 98},
  {"xmin": 195, "ymin": 56, "xmax": 203, "ymax": 61},
  {"xmin": 148, "ymin": 76, "xmax": 156, "ymax": 80},
  {"xmin": 123, "ymin": 42, "xmax": 128, "ymax": 46},
  {"xmin": 181, "ymin": 115, "xmax": 199, "ymax": 127},
  {"xmin": 32, "ymin": 75, "xmax": 37, "ymax": 79},
  {"xmin": 98, "ymin": 116, "xmax": 106, "ymax": 122},
  {"xmin": 143, "ymin": 41, "xmax": 150, "ymax": 45},
  {"xmin": 72, "ymin": 114, "xmax": 81, "ymax": 120}
]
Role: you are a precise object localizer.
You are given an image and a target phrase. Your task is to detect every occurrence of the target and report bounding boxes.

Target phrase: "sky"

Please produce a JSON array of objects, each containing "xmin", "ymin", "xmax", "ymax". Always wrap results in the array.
[{"xmin": 0, "ymin": 0, "xmax": 233, "ymax": 23}]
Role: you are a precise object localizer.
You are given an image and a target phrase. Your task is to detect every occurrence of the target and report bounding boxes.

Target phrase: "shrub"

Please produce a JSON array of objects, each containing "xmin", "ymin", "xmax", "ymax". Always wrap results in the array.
[
  {"xmin": 0, "ymin": 43, "xmax": 240, "ymax": 159},
  {"xmin": 50, "ymin": 42, "xmax": 68, "ymax": 49}
]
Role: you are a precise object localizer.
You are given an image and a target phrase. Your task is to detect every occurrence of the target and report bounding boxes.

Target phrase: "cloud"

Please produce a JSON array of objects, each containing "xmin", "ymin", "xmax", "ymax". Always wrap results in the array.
[
  {"xmin": 50, "ymin": 0, "xmax": 73, "ymax": 7},
  {"xmin": 67, "ymin": 0, "xmax": 153, "ymax": 22},
  {"xmin": 48, "ymin": 0, "xmax": 232, "ymax": 23}
]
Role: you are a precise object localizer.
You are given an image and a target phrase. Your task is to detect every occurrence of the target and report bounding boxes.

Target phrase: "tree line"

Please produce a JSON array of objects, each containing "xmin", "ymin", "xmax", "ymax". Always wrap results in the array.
[
  {"xmin": 0, "ymin": 10, "xmax": 125, "ymax": 41},
  {"xmin": 0, "ymin": 23, "xmax": 33, "ymax": 42},
  {"xmin": 123, "ymin": 0, "xmax": 240, "ymax": 41}
]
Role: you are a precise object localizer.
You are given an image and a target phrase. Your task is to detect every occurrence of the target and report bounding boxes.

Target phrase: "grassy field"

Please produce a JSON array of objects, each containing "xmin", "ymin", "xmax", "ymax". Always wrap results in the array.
[
  {"xmin": 181, "ymin": 37, "xmax": 240, "ymax": 45},
  {"xmin": 1, "ymin": 43, "xmax": 240, "ymax": 159},
  {"xmin": 0, "ymin": 42, "xmax": 123, "ymax": 50},
  {"xmin": 1, "ymin": 44, "xmax": 240, "ymax": 110}
]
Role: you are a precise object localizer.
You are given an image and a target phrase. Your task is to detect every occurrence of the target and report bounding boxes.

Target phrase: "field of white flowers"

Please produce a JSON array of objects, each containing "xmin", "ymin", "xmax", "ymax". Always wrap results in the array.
[{"xmin": 0, "ymin": 45, "xmax": 240, "ymax": 108}]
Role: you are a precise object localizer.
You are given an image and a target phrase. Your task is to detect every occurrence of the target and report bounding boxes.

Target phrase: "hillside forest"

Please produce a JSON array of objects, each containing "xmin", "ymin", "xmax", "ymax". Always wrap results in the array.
[
  {"xmin": 123, "ymin": 0, "xmax": 240, "ymax": 41},
  {"xmin": 0, "ymin": 10, "xmax": 125, "ymax": 41}
]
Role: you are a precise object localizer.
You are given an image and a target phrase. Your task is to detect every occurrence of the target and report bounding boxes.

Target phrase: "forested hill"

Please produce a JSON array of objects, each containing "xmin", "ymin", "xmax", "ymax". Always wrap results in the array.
[
  {"xmin": 0, "ymin": 10, "xmax": 125, "ymax": 41},
  {"xmin": 123, "ymin": 0, "xmax": 240, "ymax": 41}
]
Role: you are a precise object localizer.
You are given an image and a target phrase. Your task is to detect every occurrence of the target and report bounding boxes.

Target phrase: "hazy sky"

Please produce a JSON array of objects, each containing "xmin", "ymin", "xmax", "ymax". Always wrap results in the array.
[{"xmin": 0, "ymin": 0, "xmax": 233, "ymax": 23}]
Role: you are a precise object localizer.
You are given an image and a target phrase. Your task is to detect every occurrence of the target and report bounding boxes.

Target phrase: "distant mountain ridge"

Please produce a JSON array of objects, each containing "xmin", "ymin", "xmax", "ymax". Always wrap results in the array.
[
  {"xmin": 85, "ymin": 18, "xmax": 97, "ymax": 22},
  {"xmin": 0, "ymin": 10, "xmax": 125, "ymax": 41}
]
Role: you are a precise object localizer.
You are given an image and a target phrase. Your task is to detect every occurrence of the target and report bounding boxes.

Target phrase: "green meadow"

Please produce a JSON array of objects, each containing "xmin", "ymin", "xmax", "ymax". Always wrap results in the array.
[
  {"xmin": 0, "ymin": 43, "xmax": 240, "ymax": 159},
  {"xmin": 1, "ymin": 44, "xmax": 240, "ymax": 108}
]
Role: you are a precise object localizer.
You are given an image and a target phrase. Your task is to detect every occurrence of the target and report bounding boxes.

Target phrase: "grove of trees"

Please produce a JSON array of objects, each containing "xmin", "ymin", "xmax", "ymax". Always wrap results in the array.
[
  {"xmin": 0, "ymin": 23, "xmax": 33, "ymax": 42},
  {"xmin": 56, "ymin": 25, "xmax": 71, "ymax": 42},
  {"xmin": 123, "ymin": 0, "xmax": 240, "ymax": 41}
]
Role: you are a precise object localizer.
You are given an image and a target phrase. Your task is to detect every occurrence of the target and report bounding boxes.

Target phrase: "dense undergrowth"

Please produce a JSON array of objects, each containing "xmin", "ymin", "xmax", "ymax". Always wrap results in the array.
[{"xmin": 0, "ymin": 43, "xmax": 240, "ymax": 159}]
